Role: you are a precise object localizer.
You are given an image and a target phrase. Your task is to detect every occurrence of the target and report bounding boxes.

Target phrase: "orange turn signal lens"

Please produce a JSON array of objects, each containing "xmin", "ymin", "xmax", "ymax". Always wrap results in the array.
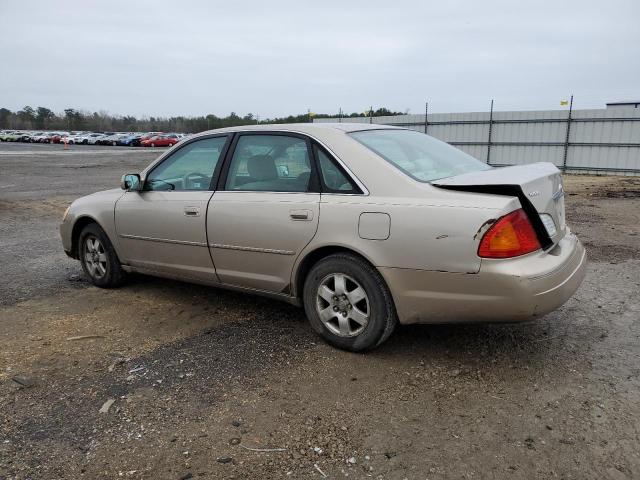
[{"xmin": 478, "ymin": 209, "xmax": 541, "ymax": 258}]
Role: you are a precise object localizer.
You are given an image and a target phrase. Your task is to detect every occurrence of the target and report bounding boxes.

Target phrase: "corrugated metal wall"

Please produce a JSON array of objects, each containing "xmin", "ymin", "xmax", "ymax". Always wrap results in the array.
[{"xmin": 314, "ymin": 106, "xmax": 640, "ymax": 175}]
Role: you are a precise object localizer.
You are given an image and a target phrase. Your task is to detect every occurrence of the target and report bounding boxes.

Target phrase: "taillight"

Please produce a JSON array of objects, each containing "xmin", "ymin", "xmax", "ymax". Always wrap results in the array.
[{"xmin": 478, "ymin": 209, "xmax": 541, "ymax": 258}]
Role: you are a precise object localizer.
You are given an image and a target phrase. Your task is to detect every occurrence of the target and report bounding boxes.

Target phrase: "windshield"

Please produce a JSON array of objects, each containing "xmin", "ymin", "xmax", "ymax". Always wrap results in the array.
[{"xmin": 350, "ymin": 129, "xmax": 491, "ymax": 182}]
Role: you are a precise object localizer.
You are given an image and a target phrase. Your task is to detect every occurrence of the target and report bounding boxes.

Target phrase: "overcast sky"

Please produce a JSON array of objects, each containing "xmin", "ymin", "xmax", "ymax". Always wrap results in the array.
[{"xmin": 1, "ymin": 0, "xmax": 638, "ymax": 118}]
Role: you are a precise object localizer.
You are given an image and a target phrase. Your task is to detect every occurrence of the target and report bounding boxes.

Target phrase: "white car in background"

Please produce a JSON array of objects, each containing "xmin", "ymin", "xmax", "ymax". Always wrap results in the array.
[
  {"xmin": 29, "ymin": 132, "xmax": 48, "ymax": 143},
  {"xmin": 60, "ymin": 133, "xmax": 84, "ymax": 144},
  {"xmin": 76, "ymin": 132, "xmax": 104, "ymax": 144}
]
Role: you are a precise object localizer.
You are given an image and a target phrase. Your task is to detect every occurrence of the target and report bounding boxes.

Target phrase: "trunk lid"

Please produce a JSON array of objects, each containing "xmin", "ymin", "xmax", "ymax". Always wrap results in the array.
[{"xmin": 432, "ymin": 162, "xmax": 566, "ymax": 248}]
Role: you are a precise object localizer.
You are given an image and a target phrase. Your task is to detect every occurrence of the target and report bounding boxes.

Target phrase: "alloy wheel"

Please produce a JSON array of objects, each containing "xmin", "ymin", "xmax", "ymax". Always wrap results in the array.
[
  {"xmin": 84, "ymin": 236, "xmax": 107, "ymax": 279},
  {"xmin": 316, "ymin": 273, "xmax": 370, "ymax": 337}
]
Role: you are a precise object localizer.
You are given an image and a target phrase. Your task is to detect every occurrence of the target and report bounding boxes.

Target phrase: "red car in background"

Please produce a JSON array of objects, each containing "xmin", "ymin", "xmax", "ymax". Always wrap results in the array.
[{"xmin": 141, "ymin": 134, "xmax": 180, "ymax": 147}]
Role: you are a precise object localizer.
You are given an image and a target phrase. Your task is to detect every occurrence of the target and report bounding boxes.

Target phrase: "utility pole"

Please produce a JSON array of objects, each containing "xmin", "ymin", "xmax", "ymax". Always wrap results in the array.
[
  {"xmin": 562, "ymin": 95, "xmax": 574, "ymax": 171},
  {"xmin": 486, "ymin": 99, "xmax": 494, "ymax": 164},
  {"xmin": 424, "ymin": 102, "xmax": 428, "ymax": 134}
]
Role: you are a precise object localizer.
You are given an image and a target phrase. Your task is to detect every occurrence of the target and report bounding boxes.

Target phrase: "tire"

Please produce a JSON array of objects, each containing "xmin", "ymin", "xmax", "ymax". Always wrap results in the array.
[
  {"xmin": 83, "ymin": 139, "xmax": 88, "ymax": 144},
  {"xmin": 168, "ymin": 143, "xmax": 173, "ymax": 147},
  {"xmin": 151, "ymin": 143, "xmax": 155, "ymax": 147},
  {"xmin": 302, "ymin": 253, "xmax": 397, "ymax": 351},
  {"xmin": 78, "ymin": 223, "xmax": 126, "ymax": 288}
]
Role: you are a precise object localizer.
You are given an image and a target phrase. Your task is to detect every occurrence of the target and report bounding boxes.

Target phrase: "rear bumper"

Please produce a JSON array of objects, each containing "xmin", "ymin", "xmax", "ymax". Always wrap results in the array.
[{"xmin": 380, "ymin": 232, "xmax": 587, "ymax": 325}]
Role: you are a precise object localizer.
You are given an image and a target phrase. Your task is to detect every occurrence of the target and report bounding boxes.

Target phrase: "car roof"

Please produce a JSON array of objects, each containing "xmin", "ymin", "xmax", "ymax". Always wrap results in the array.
[{"xmin": 198, "ymin": 122, "xmax": 402, "ymax": 136}]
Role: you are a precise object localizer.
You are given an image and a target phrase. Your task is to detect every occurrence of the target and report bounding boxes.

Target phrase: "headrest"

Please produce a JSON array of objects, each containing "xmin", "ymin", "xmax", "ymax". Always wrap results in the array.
[{"xmin": 247, "ymin": 155, "xmax": 277, "ymax": 181}]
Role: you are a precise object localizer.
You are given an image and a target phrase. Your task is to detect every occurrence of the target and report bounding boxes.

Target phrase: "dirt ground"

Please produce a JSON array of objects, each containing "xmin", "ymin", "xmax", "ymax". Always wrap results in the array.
[{"xmin": 1, "ymin": 143, "xmax": 639, "ymax": 480}]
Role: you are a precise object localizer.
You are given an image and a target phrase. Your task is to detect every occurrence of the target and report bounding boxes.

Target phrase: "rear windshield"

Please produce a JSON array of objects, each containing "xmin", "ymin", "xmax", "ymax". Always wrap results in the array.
[{"xmin": 350, "ymin": 129, "xmax": 491, "ymax": 182}]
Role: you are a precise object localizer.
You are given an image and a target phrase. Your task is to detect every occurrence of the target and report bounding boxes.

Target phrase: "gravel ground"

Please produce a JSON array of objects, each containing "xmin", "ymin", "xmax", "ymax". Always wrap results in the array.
[{"xmin": 0, "ymin": 143, "xmax": 639, "ymax": 479}]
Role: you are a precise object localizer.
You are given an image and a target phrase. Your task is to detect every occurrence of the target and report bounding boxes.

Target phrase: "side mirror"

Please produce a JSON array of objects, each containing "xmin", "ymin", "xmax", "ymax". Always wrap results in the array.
[{"xmin": 121, "ymin": 173, "xmax": 141, "ymax": 191}]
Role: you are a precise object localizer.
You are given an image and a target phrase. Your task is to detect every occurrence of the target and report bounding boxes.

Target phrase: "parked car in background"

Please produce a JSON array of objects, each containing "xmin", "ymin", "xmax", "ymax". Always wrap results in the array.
[
  {"xmin": 60, "ymin": 133, "xmax": 80, "ymax": 144},
  {"xmin": 0, "ymin": 131, "xmax": 19, "ymax": 141},
  {"xmin": 32, "ymin": 132, "xmax": 49, "ymax": 143},
  {"xmin": 84, "ymin": 133, "xmax": 107, "ymax": 144},
  {"xmin": 60, "ymin": 123, "xmax": 586, "ymax": 351},
  {"xmin": 0, "ymin": 130, "xmax": 191, "ymax": 146},
  {"xmin": 24, "ymin": 132, "xmax": 44, "ymax": 142},
  {"xmin": 140, "ymin": 133, "xmax": 180, "ymax": 147},
  {"xmin": 116, "ymin": 133, "xmax": 143, "ymax": 146},
  {"xmin": 41, "ymin": 132, "xmax": 62, "ymax": 143},
  {"xmin": 137, "ymin": 132, "xmax": 163, "ymax": 144},
  {"xmin": 129, "ymin": 135, "xmax": 146, "ymax": 147},
  {"xmin": 96, "ymin": 133, "xmax": 118, "ymax": 145},
  {"xmin": 16, "ymin": 132, "xmax": 33, "ymax": 142}
]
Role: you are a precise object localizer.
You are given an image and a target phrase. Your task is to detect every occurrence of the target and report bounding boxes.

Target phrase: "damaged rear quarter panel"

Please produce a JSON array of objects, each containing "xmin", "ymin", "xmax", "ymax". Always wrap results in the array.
[{"xmin": 309, "ymin": 194, "xmax": 521, "ymax": 274}]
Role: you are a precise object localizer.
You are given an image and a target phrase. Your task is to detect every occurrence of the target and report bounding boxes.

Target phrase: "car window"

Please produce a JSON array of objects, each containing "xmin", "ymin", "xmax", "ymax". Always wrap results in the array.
[
  {"xmin": 314, "ymin": 145, "xmax": 358, "ymax": 193},
  {"xmin": 350, "ymin": 129, "xmax": 491, "ymax": 182},
  {"xmin": 145, "ymin": 136, "xmax": 227, "ymax": 191},
  {"xmin": 225, "ymin": 135, "xmax": 312, "ymax": 192}
]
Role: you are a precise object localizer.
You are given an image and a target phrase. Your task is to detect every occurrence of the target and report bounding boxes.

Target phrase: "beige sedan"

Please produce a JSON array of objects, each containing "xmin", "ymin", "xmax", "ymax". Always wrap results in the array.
[{"xmin": 60, "ymin": 124, "xmax": 586, "ymax": 351}]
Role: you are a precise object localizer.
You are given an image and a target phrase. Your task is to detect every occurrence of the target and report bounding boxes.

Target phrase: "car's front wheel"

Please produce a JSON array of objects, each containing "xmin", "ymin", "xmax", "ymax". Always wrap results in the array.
[
  {"xmin": 78, "ymin": 223, "xmax": 126, "ymax": 288},
  {"xmin": 303, "ymin": 253, "xmax": 397, "ymax": 351}
]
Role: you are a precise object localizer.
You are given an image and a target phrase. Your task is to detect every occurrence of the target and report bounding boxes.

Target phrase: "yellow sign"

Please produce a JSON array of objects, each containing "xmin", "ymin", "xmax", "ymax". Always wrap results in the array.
[{"xmin": 560, "ymin": 100, "xmax": 569, "ymax": 106}]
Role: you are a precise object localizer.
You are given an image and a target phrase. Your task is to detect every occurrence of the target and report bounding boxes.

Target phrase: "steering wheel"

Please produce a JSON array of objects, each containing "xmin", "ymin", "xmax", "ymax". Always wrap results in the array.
[{"xmin": 183, "ymin": 172, "xmax": 209, "ymax": 190}]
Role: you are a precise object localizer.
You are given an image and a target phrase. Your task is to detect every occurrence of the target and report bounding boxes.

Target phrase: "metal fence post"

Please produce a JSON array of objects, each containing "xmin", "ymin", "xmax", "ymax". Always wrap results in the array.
[
  {"xmin": 486, "ymin": 99, "xmax": 494, "ymax": 164},
  {"xmin": 562, "ymin": 95, "xmax": 574, "ymax": 171},
  {"xmin": 424, "ymin": 102, "xmax": 428, "ymax": 134},
  {"xmin": 369, "ymin": 106, "xmax": 373, "ymax": 124}
]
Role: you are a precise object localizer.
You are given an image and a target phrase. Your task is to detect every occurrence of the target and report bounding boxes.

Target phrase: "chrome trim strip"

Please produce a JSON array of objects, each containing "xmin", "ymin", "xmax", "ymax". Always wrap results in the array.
[
  {"xmin": 119, "ymin": 234, "xmax": 207, "ymax": 247},
  {"xmin": 210, "ymin": 243, "xmax": 295, "ymax": 255}
]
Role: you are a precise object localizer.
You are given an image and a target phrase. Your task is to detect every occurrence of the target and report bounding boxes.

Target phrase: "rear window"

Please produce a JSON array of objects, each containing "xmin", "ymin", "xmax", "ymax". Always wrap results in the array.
[{"xmin": 350, "ymin": 129, "xmax": 490, "ymax": 182}]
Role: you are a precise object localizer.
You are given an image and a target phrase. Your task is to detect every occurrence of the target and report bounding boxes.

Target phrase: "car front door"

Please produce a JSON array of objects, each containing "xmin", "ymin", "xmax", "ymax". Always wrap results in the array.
[
  {"xmin": 207, "ymin": 133, "xmax": 320, "ymax": 293},
  {"xmin": 114, "ymin": 135, "xmax": 230, "ymax": 282}
]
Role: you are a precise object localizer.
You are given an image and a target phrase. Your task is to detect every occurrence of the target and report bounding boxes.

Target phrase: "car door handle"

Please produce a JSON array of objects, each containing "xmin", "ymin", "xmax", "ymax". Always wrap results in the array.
[
  {"xmin": 289, "ymin": 209, "xmax": 313, "ymax": 221},
  {"xmin": 184, "ymin": 206, "xmax": 200, "ymax": 217}
]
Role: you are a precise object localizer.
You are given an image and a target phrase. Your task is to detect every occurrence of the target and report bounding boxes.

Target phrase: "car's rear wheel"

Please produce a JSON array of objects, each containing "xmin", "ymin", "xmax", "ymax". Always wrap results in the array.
[
  {"xmin": 78, "ymin": 223, "xmax": 126, "ymax": 288},
  {"xmin": 303, "ymin": 253, "xmax": 397, "ymax": 351},
  {"xmin": 151, "ymin": 143, "xmax": 155, "ymax": 147}
]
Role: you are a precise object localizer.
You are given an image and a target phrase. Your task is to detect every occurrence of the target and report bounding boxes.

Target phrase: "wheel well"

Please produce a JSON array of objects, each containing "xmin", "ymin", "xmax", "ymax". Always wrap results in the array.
[
  {"xmin": 294, "ymin": 246, "xmax": 376, "ymax": 299},
  {"xmin": 70, "ymin": 217, "xmax": 98, "ymax": 259}
]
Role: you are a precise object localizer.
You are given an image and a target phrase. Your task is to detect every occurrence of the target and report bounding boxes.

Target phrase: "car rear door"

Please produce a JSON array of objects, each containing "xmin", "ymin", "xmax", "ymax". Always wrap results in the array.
[
  {"xmin": 207, "ymin": 132, "xmax": 320, "ymax": 293},
  {"xmin": 114, "ymin": 135, "xmax": 230, "ymax": 282}
]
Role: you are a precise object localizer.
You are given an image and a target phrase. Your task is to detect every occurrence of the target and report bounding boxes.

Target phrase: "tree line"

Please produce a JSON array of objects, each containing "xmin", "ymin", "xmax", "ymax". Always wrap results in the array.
[{"xmin": 0, "ymin": 106, "xmax": 405, "ymax": 133}]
